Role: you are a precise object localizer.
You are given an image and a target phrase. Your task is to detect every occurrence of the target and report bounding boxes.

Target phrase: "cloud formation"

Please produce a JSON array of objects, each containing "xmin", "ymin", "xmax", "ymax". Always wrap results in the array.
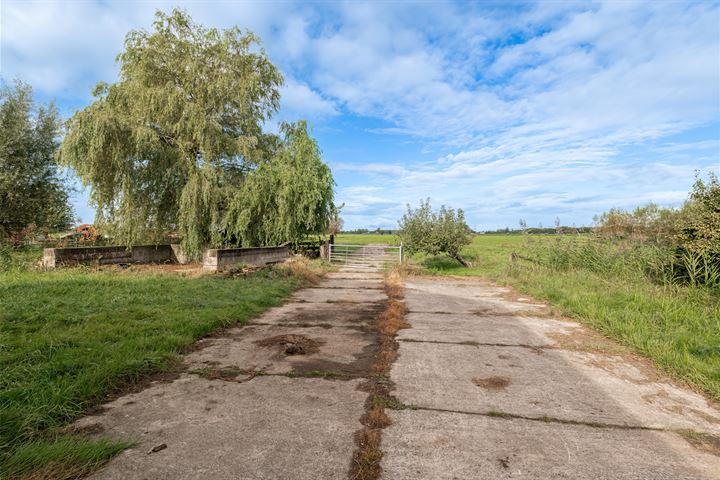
[{"xmin": 1, "ymin": 0, "xmax": 718, "ymax": 228}]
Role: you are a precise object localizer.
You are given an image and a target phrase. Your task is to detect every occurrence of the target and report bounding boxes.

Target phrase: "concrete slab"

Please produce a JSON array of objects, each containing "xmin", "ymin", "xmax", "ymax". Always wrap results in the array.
[
  {"xmin": 337, "ymin": 267, "xmax": 385, "ymax": 274},
  {"xmin": 404, "ymin": 289, "xmax": 544, "ymax": 315},
  {"xmin": 79, "ymin": 375, "xmax": 366, "ymax": 480},
  {"xmin": 381, "ymin": 409, "xmax": 720, "ymax": 480},
  {"xmin": 185, "ymin": 324, "xmax": 378, "ymax": 376},
  {"xmin": 326, "ymin": 271, "xmax": 384, "ymax": 280},
  {"xmin": 312, "ymin": 278, "xmax": 384, "ymax": 289},
  {"xmin": 405, "ymin": 278, "xmax": 546, "ymax": 314},
  {"xmin": 251, "ymin": 301, "xmax": 382, "ymax": 328},
  {"xmin": 292, "ymin": 287, "xmax": 386, "ymax": 303},
  {"xmin": 390, "ymin": 342, "xmax": 720, "ymax": 433},
  {"xmin": 399, "ymin": 313, "xmax": 576, "ymax": 346}
]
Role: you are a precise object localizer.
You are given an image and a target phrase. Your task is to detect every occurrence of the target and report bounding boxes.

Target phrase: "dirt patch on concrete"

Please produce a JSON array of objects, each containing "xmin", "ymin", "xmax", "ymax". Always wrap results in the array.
[
  {"xmin": 473, "ymin": 376, "xmax": 511, "ymax": 390},
  {"xmin": 61, "ymin": 422, "xmax": 106, "ymax": 436},
  {"xmin": 191, "ymin": 366, "xmax": 260, "ymax": 383},
  {"xmin": 255, "ymin": 334, "xmax": 323, "ymax": 356},
  {"xmin": 290, "ymin": 337, "xmax": 380, "ymax": 377},
  {"xmin": 678, "ymin": 430, "xmax": 720, "ymax": 456},
  {"xmin": 546, "ymin": 327, "xmax": 629, "ymax": 355}
]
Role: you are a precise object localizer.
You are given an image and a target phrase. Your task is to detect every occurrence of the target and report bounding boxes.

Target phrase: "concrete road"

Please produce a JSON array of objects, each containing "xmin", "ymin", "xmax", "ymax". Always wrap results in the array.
[
  {"xmin": 73, "ymin": 270, "xmax": 720, "ymax": 479},
  {"xmin": 382, "ymin": 277, "xmax": 720, "ymax": 479},
  {"xmin": 75, "ymin": 265, "xmax": 386, "ymax": 480}
]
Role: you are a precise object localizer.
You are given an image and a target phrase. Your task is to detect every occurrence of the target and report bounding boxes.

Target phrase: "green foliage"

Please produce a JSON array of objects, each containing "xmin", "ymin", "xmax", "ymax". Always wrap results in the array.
[
  {"xmin": 399, "ymin": 199, "xmax": 471, "ymax": 261},
  {"xmin": 58, "ymin": 9, "xmax": 283, "ymax": 257},
  {"xmin": 224, "ymin": 121, "xmax": 335, "ymax": 246},
  {"xmin": 0, "ymin": 82, "xmax": 74, "ymax": 243},
  {"xmin": 592, "ymin": 172, "xmax": 720, "ymax": 288},
  {"xmin": 676, "ymin": 172, "xmax": 720, "ymax": 259},
  {"xmin": 594, "ymin": 203, "xmax": 676, "ymax": 241}
]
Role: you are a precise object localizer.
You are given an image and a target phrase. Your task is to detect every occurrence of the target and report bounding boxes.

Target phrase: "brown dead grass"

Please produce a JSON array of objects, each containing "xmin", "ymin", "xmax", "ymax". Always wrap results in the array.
[
  {"xmin": 366, "ymin": 403, "xmax": 392, "ymax": 429},
  {"xmin": 274, "ymin": 256, "xmax": 330, "ymax": 285},
  {"xmin": 384, "ymin": 269, "xmax": 405, "ymax": 300},
  {"xmin": 23, "ymin": 462, "xmax": 93, "ymax": 480},
  {"xmin": 378, "ymin": 300, "xmax": 409, "ymax": 336},
  {"xmin": 350, "ymin": 266, "xmax": 409, "ymax": 480},
  {"xmin": 351, "ymin": 429, "xmax": 382, "ymax": 480}
]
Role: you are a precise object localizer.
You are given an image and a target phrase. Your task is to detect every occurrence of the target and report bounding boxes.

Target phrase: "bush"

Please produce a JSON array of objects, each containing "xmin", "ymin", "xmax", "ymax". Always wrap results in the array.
[
  {"xmin": 587, "ymin": 172, "xmax": 720, "ymax": 289},
  {"xmin": 398, "ymin": 199, "xmax": 472, "ymax": 266}
]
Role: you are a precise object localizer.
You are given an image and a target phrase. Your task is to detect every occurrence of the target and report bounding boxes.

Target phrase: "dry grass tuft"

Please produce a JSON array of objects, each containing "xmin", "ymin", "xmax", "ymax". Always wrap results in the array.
[
  {"xmin": 393, "ymin": 261, "xmax": 423, "ymax": 277},
  {"xmin": 350, "ymin": 267, "xmax": 410, "ymax": 480},
  {"xmin": 371, "ymin": 337, "xmax": 400, "ymax": 375},
  {"xmin": 274, "ymin": 256, "xmax": 332, "ymax": 285},
  {"xmin": 365, "ymin": 403, "xmax": 392, "ymax": 429},
  {"xmin": 350, "ymin": 428, "xmax": 383, "ymax": 480},
  {"xmin": 378, "ymin": 300, "xmax": 409, "ymax": 336},
  {"xmin": 384, "ymin": 269, "xmax": 405, "ymax": 300}
]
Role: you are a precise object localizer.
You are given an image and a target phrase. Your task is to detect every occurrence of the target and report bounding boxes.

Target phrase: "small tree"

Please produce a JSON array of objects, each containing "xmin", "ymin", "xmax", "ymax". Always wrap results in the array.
[
  {"xmin": 0, "ymin": 82, "xmax": 74, "ymax": 244},
  {"xmin": 398, "ymin": 199, "xmax": 472, "ymax": 266}
]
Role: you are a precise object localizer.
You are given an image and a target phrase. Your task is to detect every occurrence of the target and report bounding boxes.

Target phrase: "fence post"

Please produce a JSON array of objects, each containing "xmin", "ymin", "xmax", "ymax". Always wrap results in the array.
[{"xmin": 399, "ymin": 242, "xmax": 403, "ymax": 262}]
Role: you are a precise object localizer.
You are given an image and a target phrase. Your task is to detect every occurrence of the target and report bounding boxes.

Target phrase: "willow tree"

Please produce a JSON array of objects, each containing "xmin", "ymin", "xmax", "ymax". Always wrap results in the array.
[
  {"xmin": 225, "ymin": 121, "xmax": 335, "ymax": 246},
  {"xmin": 59, "ymin": 9, "xmax": 282, "ymax": 257}
]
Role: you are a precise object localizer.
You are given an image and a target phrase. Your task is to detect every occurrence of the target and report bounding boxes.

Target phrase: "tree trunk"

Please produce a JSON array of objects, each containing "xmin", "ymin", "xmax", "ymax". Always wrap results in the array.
[{"xmin": 453, "ymin": 253, "xmax": 471, "ymax": 267}]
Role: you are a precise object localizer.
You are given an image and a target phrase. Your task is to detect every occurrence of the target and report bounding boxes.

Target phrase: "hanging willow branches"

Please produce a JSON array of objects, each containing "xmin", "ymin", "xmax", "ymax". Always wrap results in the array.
[
  {"xmin": 59, "ymin": 9, "xmax": 294, "ymax": 257},
  {"xmin": 224, "ymin": 121, "xmax": 335, "ymax": 246}
]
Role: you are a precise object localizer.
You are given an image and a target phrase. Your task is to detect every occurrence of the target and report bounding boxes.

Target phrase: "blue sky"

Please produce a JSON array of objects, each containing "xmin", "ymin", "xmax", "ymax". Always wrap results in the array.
[{"xmin": 1, "ymin": 0, "xmax": 718, "ymax": 231}]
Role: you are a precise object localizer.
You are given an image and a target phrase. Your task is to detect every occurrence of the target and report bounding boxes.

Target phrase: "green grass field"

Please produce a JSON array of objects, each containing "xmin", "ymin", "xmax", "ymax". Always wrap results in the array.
[
  {"xmin": 0, "ymin": 255, "xmax": 303, "ymax": 479},
  {"xmin": 334, "ymin": 233, "xmax": 400, "ymax": 245}
]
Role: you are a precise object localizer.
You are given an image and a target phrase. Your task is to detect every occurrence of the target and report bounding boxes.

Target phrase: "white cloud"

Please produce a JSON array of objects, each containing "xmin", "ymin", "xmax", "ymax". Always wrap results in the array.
[
  {"xmin": 279, "ymin": 78, "xmax": 337, "ymax": 118},
  {"xmin": 1, "ymin": 0, "xmax": 717, "ymax": 229}
]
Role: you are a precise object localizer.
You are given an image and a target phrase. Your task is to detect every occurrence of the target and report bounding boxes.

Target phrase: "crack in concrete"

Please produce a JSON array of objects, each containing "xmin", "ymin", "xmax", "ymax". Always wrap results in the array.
[
  {"xmin": 307, "ymin": 286, "xmax": 385, "ymax": 291},
  {"xmin": 397, "ymin": 338, "xmax": 545, "ymax": 353},
  {"xmin": 396, "ymin": 404, "xmax": 671, "ymax": 432},
  {"xmin": 189, "ymin": 367, "xmax": 366, "ymax": 383}
]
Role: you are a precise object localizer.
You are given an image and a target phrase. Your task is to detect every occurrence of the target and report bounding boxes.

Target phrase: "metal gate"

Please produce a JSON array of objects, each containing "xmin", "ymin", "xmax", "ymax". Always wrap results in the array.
[{"xmin": 328, "ymin": 244, "xmax": 402, "ymax": 267}]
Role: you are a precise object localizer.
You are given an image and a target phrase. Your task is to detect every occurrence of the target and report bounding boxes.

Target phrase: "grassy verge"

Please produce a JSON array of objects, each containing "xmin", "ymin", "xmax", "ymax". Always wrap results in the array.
[
  {"xmin": 0, "ymin": 254, "xmax": 311, "ymax": 479},
  {"xmin": 416, "ymin": 234, "xmax": 720, "ymax": 401}
]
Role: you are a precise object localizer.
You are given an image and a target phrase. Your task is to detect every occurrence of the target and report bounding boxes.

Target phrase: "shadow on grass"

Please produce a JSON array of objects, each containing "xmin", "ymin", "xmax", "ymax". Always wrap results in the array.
[{"xmin": 422, "ymin": 255, "xmax": 464, "ymax": 271}]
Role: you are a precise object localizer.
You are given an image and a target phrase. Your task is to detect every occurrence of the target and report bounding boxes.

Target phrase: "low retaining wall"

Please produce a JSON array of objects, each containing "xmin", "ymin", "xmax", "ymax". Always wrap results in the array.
[
  {"xmin": 42, "ymin": 244, "xmax": 186, "ymax": 268},
  {"xmin": 42, "ymin": 244, "xmax": 289, "ymax": 271},
  {"xmin": 203, "ymin": 245, "xmax": 290, "ymax": 272}
]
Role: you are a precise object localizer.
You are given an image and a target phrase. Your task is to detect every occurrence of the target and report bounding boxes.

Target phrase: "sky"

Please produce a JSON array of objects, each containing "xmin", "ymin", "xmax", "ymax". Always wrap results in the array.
[{"xmin": 1, "ymin": 0, "xmax": 719, "ymax": 231}]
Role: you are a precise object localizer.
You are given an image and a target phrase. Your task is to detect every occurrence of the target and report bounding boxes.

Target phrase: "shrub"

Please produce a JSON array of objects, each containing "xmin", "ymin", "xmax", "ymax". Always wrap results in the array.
[{"xmin": 398, "ymin": 199, "xmax": 472, "ymax": 266}]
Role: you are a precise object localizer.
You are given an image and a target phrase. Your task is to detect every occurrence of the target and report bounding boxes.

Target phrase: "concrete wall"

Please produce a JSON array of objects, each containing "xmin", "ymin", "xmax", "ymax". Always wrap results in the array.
[
  {"xmin": 42, "ymin": 244, "xmax": 289, "ymax": 271},
  {"xmin": 42, "ymin": 244, "xmax": 186, "ymax": 268},
  {"xmin": 203, "ymin": 245, "xmax": 290, "ymax": 272}
]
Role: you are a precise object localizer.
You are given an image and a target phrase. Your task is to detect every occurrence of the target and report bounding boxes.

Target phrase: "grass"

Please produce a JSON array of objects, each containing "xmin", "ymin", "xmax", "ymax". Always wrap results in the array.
[
  {"xmin": 416, "ymin": 234, "xmax": 720, "ymax": 402},
  {"xmin": 334, "ymin": 233, "xmax": 400, "ymax": 245},
  {"xmin": 0, "ymin": 250, "xmax": 305, "ymax": 479}
]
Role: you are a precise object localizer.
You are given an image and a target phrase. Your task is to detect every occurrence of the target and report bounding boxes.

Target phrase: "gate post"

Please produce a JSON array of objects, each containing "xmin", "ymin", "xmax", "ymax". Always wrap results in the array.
[{"xmin": 399, "ymin": 242, "xmax": 403, "ymax": 262}]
